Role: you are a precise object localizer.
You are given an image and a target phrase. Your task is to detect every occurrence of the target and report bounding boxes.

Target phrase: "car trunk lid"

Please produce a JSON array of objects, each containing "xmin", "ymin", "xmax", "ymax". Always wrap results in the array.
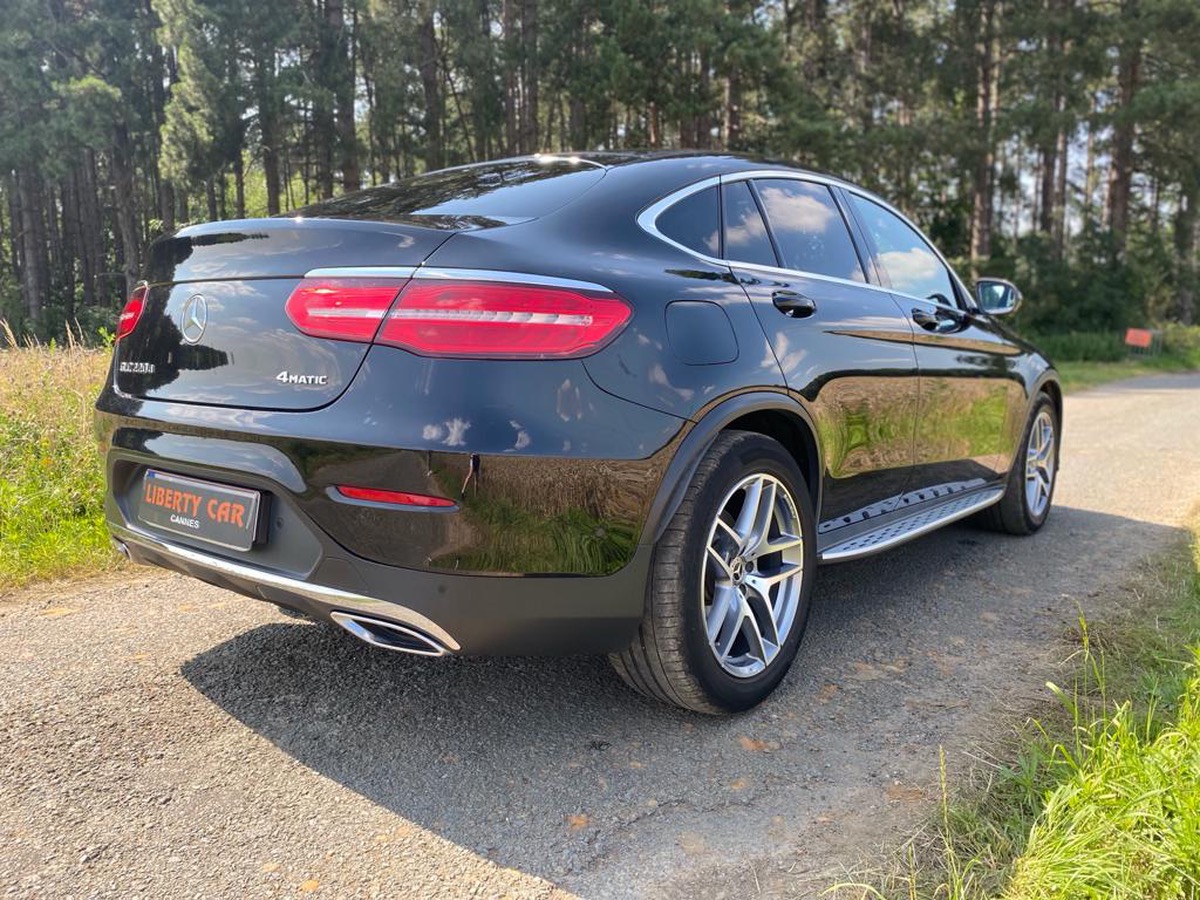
[{"xmin": 114, "ymin": 218, "xmax": 451, "ymax": 411}]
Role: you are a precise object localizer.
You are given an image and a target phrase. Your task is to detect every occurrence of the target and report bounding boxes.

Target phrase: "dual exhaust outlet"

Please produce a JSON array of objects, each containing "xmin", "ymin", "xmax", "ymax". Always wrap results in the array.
[{"xmin": 329, "ymin": 611, "xmax": 450, "ymax": 657}]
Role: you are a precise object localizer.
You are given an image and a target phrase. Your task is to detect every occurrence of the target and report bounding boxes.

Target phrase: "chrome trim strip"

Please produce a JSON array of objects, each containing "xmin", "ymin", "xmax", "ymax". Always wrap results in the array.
[
  {"xmin": 412, "ymin": 267, "xmax": 614, "ymax": 294},
  {"xmin": 300, "ymin": 265, "xmax": 613, "ymax": 295},
  {"xmin": 819, "ymin": 488, "xmax": 1004, "ymax": 563},
  {"xmin": 112, "ymin": 523, "xmax": 461, "ymax": 650},
  {"xmin": 330, "ymin": 611, "xmax": 448, "ymax": 657},
  {"xmin": 304, "ymin": 266, "xmax": 418, "ymax": 279}
]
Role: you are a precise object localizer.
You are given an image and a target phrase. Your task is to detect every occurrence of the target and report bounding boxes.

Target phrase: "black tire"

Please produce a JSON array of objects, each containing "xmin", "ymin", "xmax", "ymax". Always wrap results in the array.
[
  {"xmin": 609, "ymin": 430, "xmax": 817, "ymax": 714},
  {"xmin": 976, "ymin": 393, "xmax": 1059, "ymax": 535}
]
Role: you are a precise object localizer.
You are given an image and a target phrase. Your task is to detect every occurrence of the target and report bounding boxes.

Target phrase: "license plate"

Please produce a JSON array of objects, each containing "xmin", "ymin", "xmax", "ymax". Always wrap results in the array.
[{"xmin": 138, "ymin": 470, "xmax": 261, "ymax": 551}]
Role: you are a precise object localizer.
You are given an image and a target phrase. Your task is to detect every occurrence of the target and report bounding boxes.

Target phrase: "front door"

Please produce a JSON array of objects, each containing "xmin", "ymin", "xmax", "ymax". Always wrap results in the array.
[
  {"xmin": 841, "ymin": 191, "xmax": 1022, "ymax": 494},
  {"xmin": 723, "ymin": 176, "xmax": 920, "ymax": 533}
]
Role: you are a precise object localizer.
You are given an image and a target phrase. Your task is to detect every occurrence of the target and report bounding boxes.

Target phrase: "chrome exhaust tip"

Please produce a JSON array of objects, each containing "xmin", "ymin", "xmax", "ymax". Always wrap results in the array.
[{"xmin": 329, "ymin": 611, "xmax": 449, "ymax": 657}]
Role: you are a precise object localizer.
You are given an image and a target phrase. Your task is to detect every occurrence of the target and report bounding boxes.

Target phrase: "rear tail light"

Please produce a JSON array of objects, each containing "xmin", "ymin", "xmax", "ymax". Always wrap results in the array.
[
  {"xmin": 284, "ymin": 274, "xmax": 631, "ymax": 359},
  {"xmin": 336, "ymin": 485, "xmax": 456, "ymax": 508},
  {"xmin": 116, "ymin": 284, "xmax": 148, "ymax": 340},
  {"xmin": 284, "ymin": 278, "xmax": 407, "ymax": 342},
  {"xmin": 377, "ymin": 281, "xmax": 632, "ymax": 359}
]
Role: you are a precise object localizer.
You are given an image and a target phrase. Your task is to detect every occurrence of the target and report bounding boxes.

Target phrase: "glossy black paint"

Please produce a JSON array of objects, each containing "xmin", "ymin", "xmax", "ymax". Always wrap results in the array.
[{"xmin": 96, "ymin": 152, "xmax": 1058, "ymax": 655}]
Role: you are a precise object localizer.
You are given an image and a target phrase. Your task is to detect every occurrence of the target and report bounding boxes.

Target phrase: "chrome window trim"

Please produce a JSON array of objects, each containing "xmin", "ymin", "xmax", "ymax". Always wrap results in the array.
[
  {"xmin": 303, "ymin": 265, "xmax": 613, "ymax": 295},
  {"xmin": 637, "ymin": 169, "xmax": 976, "ymax": 311}
]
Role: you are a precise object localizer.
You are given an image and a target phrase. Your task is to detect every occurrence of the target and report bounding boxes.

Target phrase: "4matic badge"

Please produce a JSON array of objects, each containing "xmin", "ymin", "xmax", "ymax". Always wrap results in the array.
[{"xmin": 275, "ymin": 370, "xmax": 329, "ymax": 386}]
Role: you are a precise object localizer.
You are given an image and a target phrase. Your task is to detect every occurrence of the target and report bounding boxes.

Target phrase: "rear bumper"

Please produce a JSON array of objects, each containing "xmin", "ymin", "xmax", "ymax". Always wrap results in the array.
[{"xmin": 110, "ymin": 520, "xmax": 651, "ymax": 655}]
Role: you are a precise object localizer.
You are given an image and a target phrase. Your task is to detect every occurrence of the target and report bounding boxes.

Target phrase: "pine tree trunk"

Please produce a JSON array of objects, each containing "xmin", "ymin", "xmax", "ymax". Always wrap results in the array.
[
  {"xmin": 970, "ymin": 0, "xmax": 999, "ymax": 264},
  {"xmin": 111, "ymin": 124, "xmax": 142, "ymax": 298},
  {"xmin": 503, "ymin": 0, "xmax": 519, "ymax": 154},
  {"xmin": 257, "ymin": 58, "xmax": 283, "ymax": 215},
  {"xmin": 329, "ymin": 0, "xmax": 360, "ymax": 192},
  {"xmin": 1175, "ymin": 175, "xmax": 1197, "ymax": 326},
  {"xmin": 418, "ymin": 1, "xmax": 444, "ymax": 170},
  {"xmin": 15, "ymin": 169, "xmax": 49, "ymax": 328},
  {"xmin": 520, "ymin": 0, "xmax": 539, "ymax": 152},
  {"xmin": 1108, "ymin": 0, "xmax": 1140, "ymax": 258}
]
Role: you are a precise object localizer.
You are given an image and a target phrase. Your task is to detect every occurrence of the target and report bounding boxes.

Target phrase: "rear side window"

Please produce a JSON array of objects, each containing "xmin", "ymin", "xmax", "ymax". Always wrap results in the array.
[
  {"xmin": 721, "ymin": 181, "xmax": 777, "ymax": 267},
  {"xmin": 848, "ymin": 194, "xmax": 957, "ymax": 304},
  {"xmin": 656, "ymin": 187, "xmax": 720, "ymax": 256},
  {"xmin": 753, "ymin": 179, "xmax": 864, "ymax": 282}
]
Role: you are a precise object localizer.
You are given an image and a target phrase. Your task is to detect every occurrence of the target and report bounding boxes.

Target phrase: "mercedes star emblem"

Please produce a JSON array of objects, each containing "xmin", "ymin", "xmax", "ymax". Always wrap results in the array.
[{"xmin": 180, "ymin": 294, "xmax": 208, "ymax": 344}]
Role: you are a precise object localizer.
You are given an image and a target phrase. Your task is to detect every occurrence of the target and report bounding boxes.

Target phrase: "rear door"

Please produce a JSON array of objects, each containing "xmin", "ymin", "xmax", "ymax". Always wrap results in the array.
[
  {"xmin": 841, "ymin": 190, "xmax": 1023, "ymax": 490},
  {"xmin": 725, "ymin": 176, "xmax": 920, "ymax": 532}
]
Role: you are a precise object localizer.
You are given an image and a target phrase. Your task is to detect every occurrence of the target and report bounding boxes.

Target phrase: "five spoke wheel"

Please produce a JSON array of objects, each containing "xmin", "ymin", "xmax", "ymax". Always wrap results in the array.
[{"xmin": 702, "ymin": 474, "xmax": 805, "ymax": 678}]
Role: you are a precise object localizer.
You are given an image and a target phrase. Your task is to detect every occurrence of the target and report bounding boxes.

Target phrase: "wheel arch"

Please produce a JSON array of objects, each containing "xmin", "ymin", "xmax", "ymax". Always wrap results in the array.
[
  {"xmin": 1038, "ymin": 373, "xmax": 1063, "ymax": 426},
  {"xmin": 644, "ymin": 392, "xmax": 822, "ymax": 545}
]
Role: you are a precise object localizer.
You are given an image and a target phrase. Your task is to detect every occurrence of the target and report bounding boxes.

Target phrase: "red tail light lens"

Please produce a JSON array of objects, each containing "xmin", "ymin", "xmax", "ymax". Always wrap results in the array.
[
  {"xmin": 336, "ymin": 485, "xmax": 456, "ymax": 508},
  {"xmin": 376, "ymin": 281, "xmax": 632, "ymax": 359},
  {"xmin": 284, "ymin": 278, "xmax": 407, "ymax": 341},
  {"xmin": 116, "ymin": 285, "xmax": 148, "ymax": 340}
]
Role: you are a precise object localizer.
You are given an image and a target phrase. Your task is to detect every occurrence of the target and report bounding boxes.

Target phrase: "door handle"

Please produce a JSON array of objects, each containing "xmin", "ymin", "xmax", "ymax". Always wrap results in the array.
[
  {"xmin": 772, "ymin": 290, "xmax": 817, "ymax": 318},
  {"xmin": 912, "ymin": 308, "xmax": 960, "ymax": 333}
]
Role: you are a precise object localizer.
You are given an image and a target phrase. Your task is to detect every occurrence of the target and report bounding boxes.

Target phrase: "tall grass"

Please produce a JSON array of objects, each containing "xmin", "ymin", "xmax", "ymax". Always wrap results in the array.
[
  {"xmin": 0, "ymin": 321, "xmax": 117, "ymax": 589},
  {"xmin": 828, "ymin": 520, "xmax": 1200, "ymax": 899}
]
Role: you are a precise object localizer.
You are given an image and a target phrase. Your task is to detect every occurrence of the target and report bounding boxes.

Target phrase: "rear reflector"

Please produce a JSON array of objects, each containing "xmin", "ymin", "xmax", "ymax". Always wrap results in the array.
[
  {"xmin": 284, "ymin": 278, "xmax": 407, "ymax": 342},
  {"xmin": 336, "ymin": 485, "xmax": 456, "ymax": 508},
  {"xmin": 116, "ymin": 285, "xmax": 148, "ymax": 340},
  {"xmin": 376, "ymin": 280, "xmax": 631, "ymax": 359}
]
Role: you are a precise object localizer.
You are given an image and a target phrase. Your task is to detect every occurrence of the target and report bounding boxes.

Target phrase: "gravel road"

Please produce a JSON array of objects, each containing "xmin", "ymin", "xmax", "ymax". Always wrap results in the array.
[{"xmin": 3, "ymin": 373, "xmax": 1199, "ymax": 899}]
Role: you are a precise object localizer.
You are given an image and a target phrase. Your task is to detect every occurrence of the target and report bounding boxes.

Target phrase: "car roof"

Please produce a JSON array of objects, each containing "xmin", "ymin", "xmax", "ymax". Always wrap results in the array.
[{"xmin": 456, "ymin": 150, "xmax": 850, "ymax": 184}]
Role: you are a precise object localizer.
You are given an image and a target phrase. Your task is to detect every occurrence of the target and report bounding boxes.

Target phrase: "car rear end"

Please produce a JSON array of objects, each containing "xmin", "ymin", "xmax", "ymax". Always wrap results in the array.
[{"xmin": 95, "ymin": 159, "xmax": 686, "ymax": 656}]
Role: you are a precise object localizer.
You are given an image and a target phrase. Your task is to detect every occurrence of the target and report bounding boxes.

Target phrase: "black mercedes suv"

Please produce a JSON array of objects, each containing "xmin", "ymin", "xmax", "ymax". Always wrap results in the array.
[{"xmin": 96, "ymin": 152, "xmax": 1060, "ymax": 713}]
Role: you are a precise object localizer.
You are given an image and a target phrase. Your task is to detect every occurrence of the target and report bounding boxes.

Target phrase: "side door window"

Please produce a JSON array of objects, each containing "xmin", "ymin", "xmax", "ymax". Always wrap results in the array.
[
  {"xmin": 752, "ymin": 179, "xmax": 866, "ymax": 282},
  {"xmin": 846, "ymin": 194, "xmax": 957, "ymax": 306}
]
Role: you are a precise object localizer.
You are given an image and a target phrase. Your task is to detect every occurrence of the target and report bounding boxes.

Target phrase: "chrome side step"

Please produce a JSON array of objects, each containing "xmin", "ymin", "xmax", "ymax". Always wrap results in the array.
[{"xmin": 819, "ymin": 487, "xmax": 1004, "ymax": 563}]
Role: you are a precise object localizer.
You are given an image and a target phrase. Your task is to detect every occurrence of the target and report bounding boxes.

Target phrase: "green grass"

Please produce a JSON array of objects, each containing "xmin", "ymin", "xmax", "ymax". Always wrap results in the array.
[
  {"xmin": 1036, "ymin": 324, "xmax": 1200, "ymax": 392},
  {"xmin": 1056, "ymin": 357, "xmax": 1200, "ymax": 392},
  {"xmin": 828, "ymin": 517, "xmax": 1200, "ymax": 899},
  {"xmin": 0, "ymin": 329, "xmax": 117, "ymax": 590}
]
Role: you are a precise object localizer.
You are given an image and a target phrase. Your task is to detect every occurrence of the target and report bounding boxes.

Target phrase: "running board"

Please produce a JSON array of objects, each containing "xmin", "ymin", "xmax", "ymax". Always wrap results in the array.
[{"xmin": 819, "ymin": 487, "xmax": 1004, "ymax": 563}]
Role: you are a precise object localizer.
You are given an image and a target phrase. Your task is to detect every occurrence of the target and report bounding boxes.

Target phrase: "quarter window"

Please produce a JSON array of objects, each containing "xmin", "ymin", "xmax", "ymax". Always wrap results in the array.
[
  {"xmin": 721, "ymin": 181, "xmax": 777, "ymax": 267},
  {"xmin": 656, "ymin": 186, "xmax": 720, "ymax": 257},
  {"xmin": 848, "ymin": 195, "xmax": 956, "ymax": 304},
  {"xmin": 753, "ymin": 179, "xmax": 864, "ymax": 282}
]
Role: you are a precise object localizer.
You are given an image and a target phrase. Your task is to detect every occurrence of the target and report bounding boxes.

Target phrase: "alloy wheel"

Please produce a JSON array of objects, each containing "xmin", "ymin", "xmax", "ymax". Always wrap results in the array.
[
  {"xmin": 701, "ymin": 474, "xmax": 806, "ymax": 678},
  {"xmin": 1025, "ymin": 408, "xmax": 1056, "ymax": 519}
]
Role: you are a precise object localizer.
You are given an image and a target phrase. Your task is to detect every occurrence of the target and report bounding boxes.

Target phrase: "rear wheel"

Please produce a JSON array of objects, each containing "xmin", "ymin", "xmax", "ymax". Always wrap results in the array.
[
  {"xmin": 977, "ymin": 393, "xmax": 1059, "ymax": 535},
  {"xmin": 610, "ymin": 430, "xmax": 816, "ymax": 714}
]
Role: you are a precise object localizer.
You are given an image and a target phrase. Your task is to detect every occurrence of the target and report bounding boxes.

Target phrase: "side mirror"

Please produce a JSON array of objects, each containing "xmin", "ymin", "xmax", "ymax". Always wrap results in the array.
[{"xmin": 975, "ymin": 278, "xmax": 1022, "ymax": 316}]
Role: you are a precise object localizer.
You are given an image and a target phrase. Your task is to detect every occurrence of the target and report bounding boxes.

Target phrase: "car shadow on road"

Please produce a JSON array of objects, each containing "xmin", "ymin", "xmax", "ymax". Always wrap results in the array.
[{"xmin": 180, "ymin": 504, "xmax": 1186, "ymax": 889}]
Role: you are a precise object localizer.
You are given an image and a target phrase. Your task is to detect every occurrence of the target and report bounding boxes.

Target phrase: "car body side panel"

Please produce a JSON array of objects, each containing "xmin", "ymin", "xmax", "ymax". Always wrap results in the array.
[
  {"xmin": 905, "ymin": 301, "xmax": 1031, "ymax": 490},
  {"xmin": 95, "ymin": 349, "xmax": 687, "ymax": 578}
]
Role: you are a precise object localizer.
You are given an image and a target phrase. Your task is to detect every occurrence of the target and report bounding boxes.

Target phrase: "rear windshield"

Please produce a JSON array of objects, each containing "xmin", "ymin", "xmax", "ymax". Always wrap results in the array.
[{"xmin": 289, "ymin": 160, "xmax": 605, "ymax": 228}]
